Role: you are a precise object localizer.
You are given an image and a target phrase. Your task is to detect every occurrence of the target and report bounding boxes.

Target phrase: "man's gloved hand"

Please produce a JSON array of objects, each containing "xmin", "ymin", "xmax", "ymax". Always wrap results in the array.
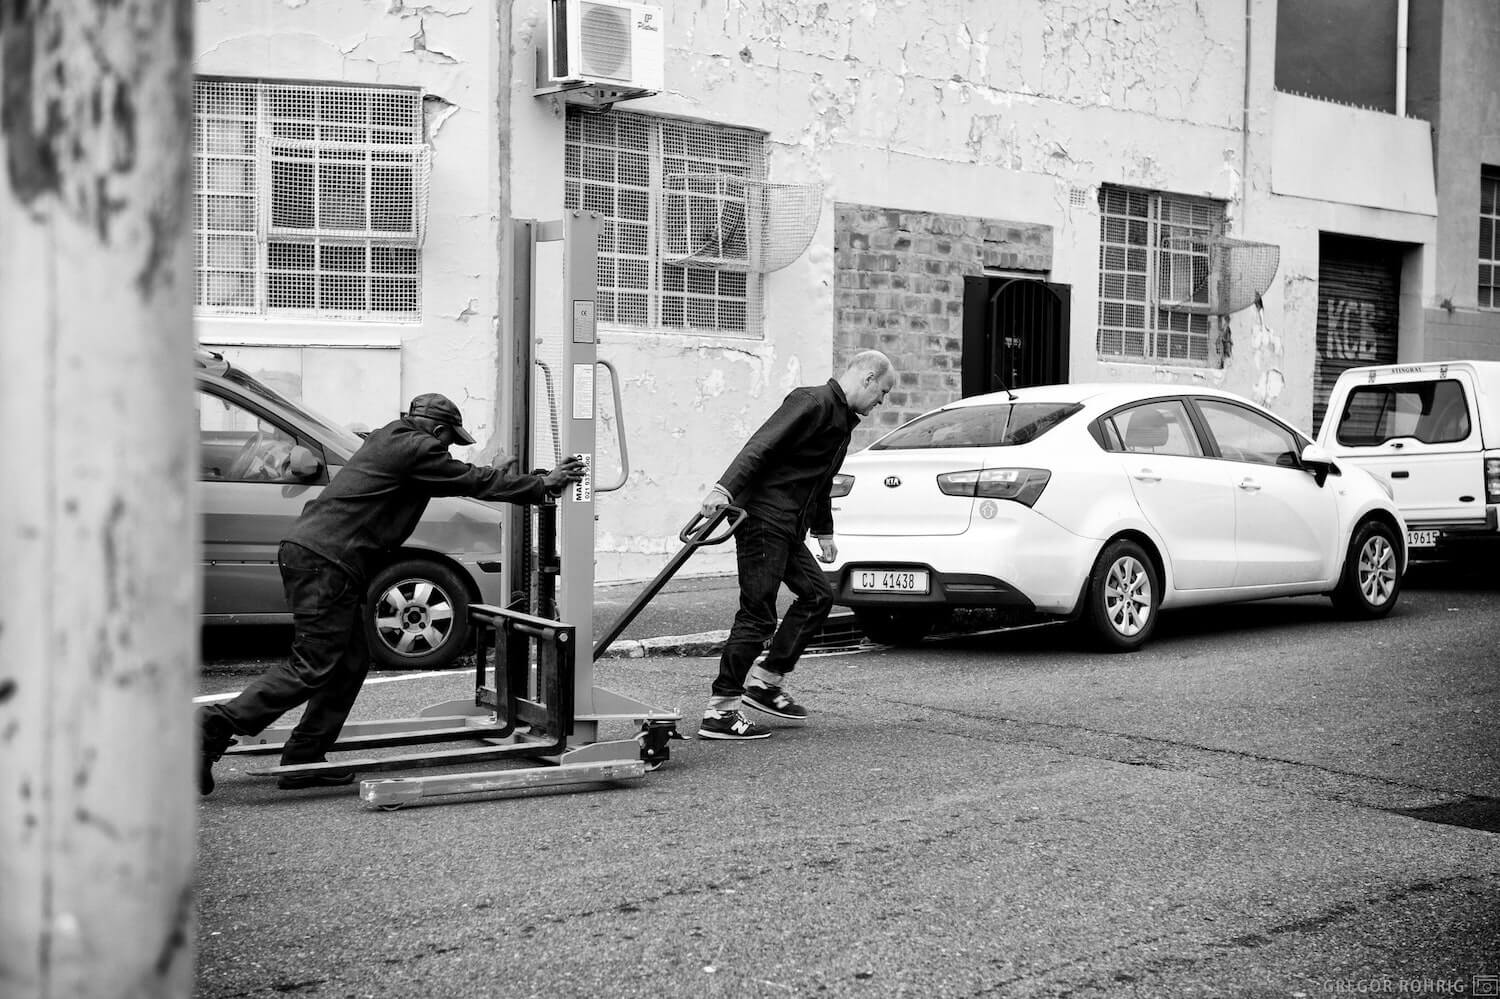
[{"xmin": 543, "ymin": 455, "xmax": 587, "ymax": 494}]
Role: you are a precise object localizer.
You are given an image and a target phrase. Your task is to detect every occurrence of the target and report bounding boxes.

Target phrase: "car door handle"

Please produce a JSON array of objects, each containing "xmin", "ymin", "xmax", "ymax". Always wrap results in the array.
[
  {"xmin": 1391, "ymin": 470, "xmax": 1409, "ymax": 479},
  {"xmin": 1132, "ymin": 469, "xmax": 1162, "ymax": 483},
  {"xmin": 1237, "ymin": 478, "xmax": 1261, "ymax": 492}
]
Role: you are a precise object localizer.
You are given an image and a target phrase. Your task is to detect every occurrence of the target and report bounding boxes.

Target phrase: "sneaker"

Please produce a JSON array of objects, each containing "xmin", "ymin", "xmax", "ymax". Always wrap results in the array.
[
  {"xmin": 743, "ymin": 684, "xmax": 808, "ymax": 720},
  {"xmin": 697, "ymin": 709, "xmax": 771, "ymax": 741},
  {"xmin": 198, "ymin": 710, "xmax": 237, "ymax": 797}
]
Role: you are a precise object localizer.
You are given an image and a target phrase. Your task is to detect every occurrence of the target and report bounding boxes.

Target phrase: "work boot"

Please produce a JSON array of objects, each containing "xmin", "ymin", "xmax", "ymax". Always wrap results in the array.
[
  {"xmin": 198, "ymin": 710, "xmax": 237, "ymax": 796},
  {"xmin": 276, "ymin": 757, "xmax": 357, "ymax": 790}
]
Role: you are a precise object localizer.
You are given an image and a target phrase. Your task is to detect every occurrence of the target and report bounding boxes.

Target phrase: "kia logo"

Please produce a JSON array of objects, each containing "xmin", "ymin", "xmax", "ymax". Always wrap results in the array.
[{"xmin": 884, "ymin": 476, "xmax": 902, "ymax": 488}]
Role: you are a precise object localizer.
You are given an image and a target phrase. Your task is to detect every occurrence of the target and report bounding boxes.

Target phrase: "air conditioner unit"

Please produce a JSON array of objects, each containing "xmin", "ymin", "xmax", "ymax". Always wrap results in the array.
[{"xmin": 543, "ymin": 0, "xmax": 664, "ymax": 94}]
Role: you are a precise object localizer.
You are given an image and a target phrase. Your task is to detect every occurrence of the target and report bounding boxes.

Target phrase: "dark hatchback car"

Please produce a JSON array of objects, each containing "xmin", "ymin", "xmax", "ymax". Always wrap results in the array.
[{"xmin": 196, "ymin": 350, "xmax": 508, "ymax": 669}]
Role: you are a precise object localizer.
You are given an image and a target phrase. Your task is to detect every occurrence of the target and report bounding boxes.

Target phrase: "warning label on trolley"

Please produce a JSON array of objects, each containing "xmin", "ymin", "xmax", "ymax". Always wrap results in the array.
[
  {"xmin": 572, "ymin": 364, "xmax": 594, "ymax": 420},
  {"xmin": 572, "ymin": 299, "xmax": 596, "ymax": 344},
  {"xmin": 572, "ymin": 452, "xmax": 592, "ymax": 503}
]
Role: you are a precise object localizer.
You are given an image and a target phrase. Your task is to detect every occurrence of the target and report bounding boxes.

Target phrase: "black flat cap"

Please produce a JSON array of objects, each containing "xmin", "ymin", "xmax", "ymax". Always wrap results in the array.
[{"xmin": 406, "ymin": 393, "xmax": 476, "ymax": 444}]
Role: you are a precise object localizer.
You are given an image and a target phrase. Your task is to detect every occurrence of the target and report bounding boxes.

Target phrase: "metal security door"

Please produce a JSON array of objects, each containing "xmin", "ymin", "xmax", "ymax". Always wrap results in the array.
[
  {"xmin": 961, "ymin": 277, "xmax": 1070, "ymax": 397},
  {"xmin": 1313, "ymin": 234, "xmax": 1402, "ymax": 431}
]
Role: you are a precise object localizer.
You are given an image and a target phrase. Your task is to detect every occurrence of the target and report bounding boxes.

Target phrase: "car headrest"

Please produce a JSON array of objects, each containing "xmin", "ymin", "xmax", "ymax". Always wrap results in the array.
[{"xmin": 1125, "ymin": 408, "xmax": 1170, "ymax": 448}]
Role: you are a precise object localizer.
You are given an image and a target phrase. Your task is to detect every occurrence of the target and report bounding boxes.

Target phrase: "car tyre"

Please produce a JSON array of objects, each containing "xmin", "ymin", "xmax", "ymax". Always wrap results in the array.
[
  {"xmin": 854, "ymin": 607, "xmax": 945, "ymax": 646},
  {"xmin": 364, "ymin": 559, "xmax": 472, "ymax": 670},
  {"xmin": 1083, "ymin": 539, "xmax": 1159, "ymax": 653},
  {"xmin": 1330, "ymin": 519, "xmax": 1401, "ymax": 619}
]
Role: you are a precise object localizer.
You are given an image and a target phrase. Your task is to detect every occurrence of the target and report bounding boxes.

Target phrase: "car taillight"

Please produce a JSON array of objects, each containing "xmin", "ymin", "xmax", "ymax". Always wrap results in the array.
[
  {"xmin": 1487, "ymin": 458, "xmax": 1500, "ymax": 504},
  {"xmin": 830, "ymin": 473, "xmax": 854, "ymax": 498},
  {"xmin": 936, "ymin": 468, "xmax": 1051, "ymax": 506}
]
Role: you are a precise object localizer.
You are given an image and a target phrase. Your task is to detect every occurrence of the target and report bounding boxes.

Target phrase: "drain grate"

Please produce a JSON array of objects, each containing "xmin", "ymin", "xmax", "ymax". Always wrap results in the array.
[{"xmin": 1389, "ymin": 795, "xmax": 1500, "ymax": 834}]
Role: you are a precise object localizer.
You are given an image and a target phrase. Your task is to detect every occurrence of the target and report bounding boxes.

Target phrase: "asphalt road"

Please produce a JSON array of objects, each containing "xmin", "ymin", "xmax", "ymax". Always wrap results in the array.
[{"xmin": 196, "ymin": 565, "xmax": 1499, "ymax": 998}]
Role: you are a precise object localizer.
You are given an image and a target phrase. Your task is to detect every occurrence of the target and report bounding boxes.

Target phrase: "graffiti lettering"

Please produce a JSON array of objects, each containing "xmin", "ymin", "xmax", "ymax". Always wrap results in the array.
[{"xmin": 1321, "ymin": 298, "xmax": 1384, "ymax": 362}]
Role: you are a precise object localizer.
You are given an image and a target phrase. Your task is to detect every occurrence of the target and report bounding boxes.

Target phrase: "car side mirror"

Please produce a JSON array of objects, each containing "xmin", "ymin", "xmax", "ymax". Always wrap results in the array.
[
  {"xmin": 1300, "ymin": 442, "xmax": 1338, "ymax": 486},
  {"xmin": 287, "ymin": 445, "xmax": 323, "ymax": 481}
]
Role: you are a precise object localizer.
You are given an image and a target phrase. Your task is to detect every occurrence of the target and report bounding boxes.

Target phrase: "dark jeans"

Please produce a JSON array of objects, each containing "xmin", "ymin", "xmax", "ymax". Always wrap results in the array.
[
  {"xmin": 204, "ymin": 542, "xmax": 369, "ymax": 764},
  {"xmin": 712, "ymin": 516, "xmax": 833, "ymax": 700}
]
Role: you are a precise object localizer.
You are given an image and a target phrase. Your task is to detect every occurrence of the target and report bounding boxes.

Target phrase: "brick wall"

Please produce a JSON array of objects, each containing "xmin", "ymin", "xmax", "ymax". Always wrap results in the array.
[
  {"xmin": 1421, "ymin": 308, "xmax": 1500, "ymax": 361},
  {"xmin": 834, "ymin": 203, "xmax": 1053, "ymax": 451}
]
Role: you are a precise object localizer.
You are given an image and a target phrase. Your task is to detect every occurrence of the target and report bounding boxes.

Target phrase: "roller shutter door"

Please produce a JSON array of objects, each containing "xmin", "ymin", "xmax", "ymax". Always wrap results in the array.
[{"xmin": 1313, "ymin": 235, "xmax": 1401, "ymax": 431}]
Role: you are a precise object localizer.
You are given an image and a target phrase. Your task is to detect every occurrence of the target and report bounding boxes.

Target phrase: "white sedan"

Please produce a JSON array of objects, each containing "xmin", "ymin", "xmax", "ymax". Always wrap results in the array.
[{"xmin": 825, "ymin": 383, "xmax": 1406, "ymax": 651}]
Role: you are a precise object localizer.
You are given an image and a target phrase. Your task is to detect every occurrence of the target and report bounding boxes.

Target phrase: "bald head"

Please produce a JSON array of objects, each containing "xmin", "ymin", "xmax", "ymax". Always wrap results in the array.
[{"xmin": 839, "ymin": 350, "xmax": 897, "ymax": 416}]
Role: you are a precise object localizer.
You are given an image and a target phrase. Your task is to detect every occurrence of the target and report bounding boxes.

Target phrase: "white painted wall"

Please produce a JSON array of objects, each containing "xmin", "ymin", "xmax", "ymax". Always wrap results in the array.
[
  {"xmin": 194, "ymin": 0, "xmax": 501, "ymax": 458},
  {"xmin": 197, "ymin": 0, "xmax": 1444, "ymax": 583},
  {"xmin": 512, "ymin": 0, "xmax": 1259, "ymax": 579}
]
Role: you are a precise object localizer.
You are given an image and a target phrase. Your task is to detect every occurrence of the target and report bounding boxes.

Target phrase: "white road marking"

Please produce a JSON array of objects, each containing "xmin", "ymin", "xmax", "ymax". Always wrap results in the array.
[
  {"xmin": 195, "ymin": 644, "xmax": 876, "ymax": 704},
  {"xmin": 193, "ymin": 667, "xmax": 470, "ymax": 704}
]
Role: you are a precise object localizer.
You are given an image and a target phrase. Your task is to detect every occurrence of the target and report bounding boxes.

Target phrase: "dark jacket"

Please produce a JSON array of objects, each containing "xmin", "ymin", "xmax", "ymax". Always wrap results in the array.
[
  {"xmin": 716, "ymin": 379, "xmax": 858, "ymax": 536},
  {"xmin": 286, "ymin": 417, "xmax": 549, "ymax": 582}
]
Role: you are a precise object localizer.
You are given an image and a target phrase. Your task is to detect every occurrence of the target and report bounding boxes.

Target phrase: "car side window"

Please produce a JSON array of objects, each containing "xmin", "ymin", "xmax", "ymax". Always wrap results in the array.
[
  {"xmin": 1103, "ymin": 400, "xmax": 1204, "ymax": 457},
  {"xmin": 1196, "ymin": 400, "xmax": 1301, "ymax": 467},
  {"xmin": 199, "ymin": 390, "xmax": 316, "ymax": 483}
]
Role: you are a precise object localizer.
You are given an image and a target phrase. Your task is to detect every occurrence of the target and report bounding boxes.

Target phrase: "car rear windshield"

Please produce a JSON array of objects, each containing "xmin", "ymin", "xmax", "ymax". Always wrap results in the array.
[
  {"xmin": 872, "ymin": 402, "xmax": 1083, "ymax": 450},
  {"xmin": 1335, "ymin": 379, "xmax": 1471, "ymax": 446}
]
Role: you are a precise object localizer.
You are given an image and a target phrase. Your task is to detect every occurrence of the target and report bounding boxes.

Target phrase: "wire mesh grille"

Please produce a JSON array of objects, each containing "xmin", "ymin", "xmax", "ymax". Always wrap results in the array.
[
  {"xmin": 1096, "ymin": 185, "xmax": 1226, "ymax": 364},
  {"xmin": 660, "ymin": 174, "xmax": 823, "ymax": 272},
  {"xmin": 565, "ymin": 107, "xmax": 766, "ymax": 337},
  {"xmin": 193, "ymin": 78, "xmax": 428, "ymax": 320},
  {"xmin": 1211, "ymin": 237, "xmax": 1281, "ymax": 314},
  {"xmin": 1157, "ymin": 235, "xmax": 1281, "ymax": 315}
]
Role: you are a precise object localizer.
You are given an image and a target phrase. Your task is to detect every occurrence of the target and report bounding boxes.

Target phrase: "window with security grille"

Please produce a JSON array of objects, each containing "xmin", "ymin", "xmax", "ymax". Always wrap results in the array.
[
  {"xmin": 564, "ymin": 108, "xmax": 765, "ymax": 337},
  {"xmin": 1096, "ymin": 185, "xmax": 1227, "ymax": 365},
  {"xmin": 1481, "ymin": 166, "xmax": 1500, "ymax": 310},
  {"xmin": 194, "ymin": 78, "xmax": 428, "ymax": 321}
]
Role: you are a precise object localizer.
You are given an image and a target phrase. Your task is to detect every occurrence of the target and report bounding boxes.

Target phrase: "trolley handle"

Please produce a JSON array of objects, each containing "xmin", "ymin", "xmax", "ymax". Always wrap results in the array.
[
  {"xmin": 680, "ymin": 505, "xmax": 746, "ymax": 547},
  {"xmin": 595, "ymin": 359, "xmax": 630, "ymax": 493},
  {"xmin": 592, "ymin": 504, "xmax": 747, "ymax": 662}
]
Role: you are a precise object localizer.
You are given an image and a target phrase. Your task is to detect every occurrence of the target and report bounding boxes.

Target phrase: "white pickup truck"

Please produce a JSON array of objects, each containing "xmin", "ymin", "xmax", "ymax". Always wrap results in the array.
[{"xmin": 1316, "ymin": 360, "xmax": 1500, "ymax": 558}]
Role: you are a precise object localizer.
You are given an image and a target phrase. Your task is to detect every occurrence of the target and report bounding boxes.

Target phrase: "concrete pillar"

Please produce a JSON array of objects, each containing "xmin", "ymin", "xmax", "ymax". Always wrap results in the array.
[{"xmin": 0, "ymin": 1, "xmax": 197, "ymax": 997}]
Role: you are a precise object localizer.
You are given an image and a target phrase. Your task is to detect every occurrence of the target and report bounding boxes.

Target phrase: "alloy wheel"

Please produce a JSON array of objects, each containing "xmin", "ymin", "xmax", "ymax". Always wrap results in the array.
[
  {"xmin": 1104, "ymin": 555, "xmax": 1153, "ymax": 637},
  {"xmin": 1357, "ymin": 534, "xmax": 1397, "ymax": 607},
  {"xmin": 373, "ymin": 578, "xmax": 457, "ymax": 657}
]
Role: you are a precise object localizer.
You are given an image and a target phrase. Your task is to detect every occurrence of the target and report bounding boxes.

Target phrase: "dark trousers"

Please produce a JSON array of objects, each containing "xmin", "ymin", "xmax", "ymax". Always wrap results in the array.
[
  {"xmin": 712, "ymin": 516, "xmax": 833, "ymax": 700},
  {"xmin": 204, "ymin": 542, "xmax": 369, "ymax": 764}
]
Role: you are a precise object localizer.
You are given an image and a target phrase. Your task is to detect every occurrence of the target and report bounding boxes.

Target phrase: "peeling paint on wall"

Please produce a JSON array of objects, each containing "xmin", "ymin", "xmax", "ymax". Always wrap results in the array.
[
  {"xmin": 1250, "ymin": 320, "xmax": 1286, "ymax": 408},
  {"xmin": 423, "ymin": 94, "xmax": 459, "ymax": 137},
  {"xmin": 410, "ymin": 19, "xmax": 460, "ymax": 63}
]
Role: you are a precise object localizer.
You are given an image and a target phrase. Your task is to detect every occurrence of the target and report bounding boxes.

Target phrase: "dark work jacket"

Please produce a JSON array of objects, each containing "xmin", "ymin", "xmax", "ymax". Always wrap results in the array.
[
  {"xmin": 286, "ymin": 417, "xmax": 549, "ymax": 583},
  {"xmin": 716, "ymin": 379, "xmax": 858, "ymax": 537}
]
